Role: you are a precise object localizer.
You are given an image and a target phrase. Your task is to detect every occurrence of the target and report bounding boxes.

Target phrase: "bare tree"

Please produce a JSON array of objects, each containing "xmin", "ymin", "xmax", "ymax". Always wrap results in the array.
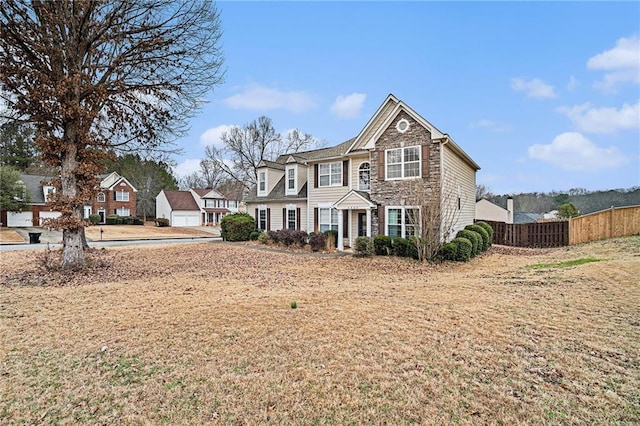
[
  {"xmin": 475, "ymin": 184, "xmax": 494, "ymax": 201},
  {"xmin": 0, "ymin": 0, "xmax": 224, "ymax": 268},
  {"xmin": 208, "ymin": 116, "xmax": 321, "ymax": 189},
  {"xmin": 405, "ymin": 172, "xmax": 466, "ymax": 262}
]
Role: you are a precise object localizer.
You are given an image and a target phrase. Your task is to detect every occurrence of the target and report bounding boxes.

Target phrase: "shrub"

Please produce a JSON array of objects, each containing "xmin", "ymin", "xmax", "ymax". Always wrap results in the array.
[
  {"xmin": 88, "ymin": 214, "xmax": 101, "ymax": 225},
  {"xmin": 133, "ymin": 217, "xmax": 144, "ymax": 225},
  {"xmin": 392, "ymin": 237, "xmax": 409, "ymax": 257},
  {"xmin": 221, "ymin": 213, "xmax": 256, "ymax": 241},
  {"xmin": 155, "ymin": 217, "xmax": 169, "ymax": 227},
  {"xmin": 407, "ymin": 236, "xmax": 420, "ymax": 260},
  {"xmin": 309, "ymin": 232, "xmax": 326, "ymax": 252},
  {"xmin": 267, "ymin": 229, "xmax": 308, "ymax": 246},
  {"xmin": 452, "ymin": 237, "xmax": 472, "ymax": 262},
  {"xmin": 373, "ymin": 235, "xmax": 392, "ymax": 255},
  {"xmin": 457, "ymin": 229, "xmax": 480, "ymax": 256},
  {"xmin": 439, "ymin": 242, "xmax": 457, "ymax": 261},
  {"xmin": 257, "ymin": 231, "xmax": 268, "ymax": 244},
  {"xmin": 123, "ymin": 216, "xmax": 134, "ymax": 225},
  {"xmin": 353, "ymin": 236, "xmax": 374, "ymax": 257},
  {"xmin": 249, "ymin": 230, "xmax": 261, "ymax": 241},
  {"xmin": 115, "ymin": 217, "xmax": 124, "ymax": 225},
  {"xmin": 475, "ymin": 221, "xmax": 494, "ymax": 244},
  {"xmin": 466, "ymin": 224, "xmax": 490, "ymax": 251},
  {"xmin": 106, "ymin": 214, "xmax": 118, "ymax": 225},
  {"xmin": 324, "ymin": 230, "xmax": 338, "ymax": 250}
]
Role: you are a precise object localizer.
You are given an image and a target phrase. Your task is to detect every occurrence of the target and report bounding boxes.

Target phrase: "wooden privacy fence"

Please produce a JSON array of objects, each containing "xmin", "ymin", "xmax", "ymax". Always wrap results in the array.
[
  {"xmin": 569, "ymin": 205, "xmax": 640, "ymax": 245},
  {"xmin": 483, "ymin": 220, "xmax": 569, "ymax": 248},
  {"xmin": 480, "ymin": 205, "xmax": 640, "ymax": 248}
]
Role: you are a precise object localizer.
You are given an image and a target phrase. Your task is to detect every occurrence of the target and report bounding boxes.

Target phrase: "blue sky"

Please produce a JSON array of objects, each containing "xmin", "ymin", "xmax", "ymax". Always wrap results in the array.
[{"xmin": 172, "ymin": 1, "xmax": 640, "ymax": 195}]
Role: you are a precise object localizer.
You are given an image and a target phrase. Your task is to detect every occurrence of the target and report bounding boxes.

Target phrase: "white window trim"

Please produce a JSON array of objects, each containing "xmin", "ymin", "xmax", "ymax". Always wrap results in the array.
[
  {"xmin": 116, "ymin": 207, "xmax": 130, "ymax": 217},
  {"xmin": 385, "ymin": 206, "xmax": 421, "ymax": 238},
  {"xmin": 97, "ymin": 192, "xmax": 106, "ymax": 203},
  {"xmin": 286, "ymin": 207, "xmax": 297, "ymax": 230},
  {"xmin": 286, "ymin": 166, "xmax": 297, "ymax": 195},
  {"xmin": 385, "ymin": 146, "xmax": 421, "ymax": 180},
  {"xmin": 318, "ymin": 162, "xmax": 342, "ymax": 187},
  {"xmin": 257, "ymin": 207, "xmax": 267, "ymax": 230},
  {"xmin": 257, "ymin": 171, "xmax": 267, "ymax": 196},
  {"xmin": 319, "ymin": 207, "xmax": 338, "ymax": 232},
  {"xmin": 116, "ymin": 190, "xmax": 129, "ymax": 202},
  {"xmin": 358, "ymin": 162, "xmax": 371, "ymax": 191},
  {"xmin": 396, "ymin": 118, "xmax": 410, "ymax": 134}
]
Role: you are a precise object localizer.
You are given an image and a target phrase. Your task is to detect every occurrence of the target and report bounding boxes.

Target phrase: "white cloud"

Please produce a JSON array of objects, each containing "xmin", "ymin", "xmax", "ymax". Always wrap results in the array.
[
  {"xmin": 587, "ymin": 35, "xmax": 640, "ymax": 91},
  {"xmin": 173, "ymin": 159, "xmax": 202, "ymax": 178},
  {"xmin": 555, "ymin": 101, "xmax": 640, "ymax": 134},
  {"xmin": 330, "ymin": 93, "xmax": 367, "ymax": 119},
  {"xmin": 199, "ymin": 124, "xmax": 235, "ymax": 147},
  {"xmin": 471, "ymin": 119, "xmax": 510, "ymax": 132},
  {"xmin": 567, "ymin": 75, "xmax": 579, "ymax": 91},
  {"xmin": 223, "ymin": 84, "xmax": 315, "ymax": 113},
  {"xmin": 510, "ymin": 78, "xmax": 557, "ymax": 99},
  {"xmin": 528, "ymin": 132, "xmax": 628, "ymax": 171}
]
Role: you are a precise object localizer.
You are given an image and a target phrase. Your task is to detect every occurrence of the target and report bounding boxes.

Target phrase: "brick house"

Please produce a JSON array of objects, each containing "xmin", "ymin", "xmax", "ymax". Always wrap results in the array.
[
  {"xmin": 244, "ymin": 94, "xmax": 480, "ymax": 250},
  {"xmin": 1, "ymin": 171, "xmax": 137, "ymax": 227}
]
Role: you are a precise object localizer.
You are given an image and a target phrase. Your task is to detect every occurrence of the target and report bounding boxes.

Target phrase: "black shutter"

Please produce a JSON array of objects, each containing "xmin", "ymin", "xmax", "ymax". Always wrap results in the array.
[
  {"xmin": 266, "ymin": 208, "xmax": 271, "ymax": 230},
  {"xmin": 114, "ymin": 191, "xmax": 117, "ymax": 201},
  {"xmin": 296, "ymin": 208, "xmax": 301, "ymax": 231},
  {"xmin": 343, "ymin": 210, "xmax": 348, "ymax": 238},
  {"xmin": 314, "ymin": 208, "xmax": 318, "ymax": 233},
  {"xmin": 342, "ymin": 160, "xmax": 348, "ymax": 186},
  {"xmin": 314, "ymin": 164, "xmax": 318, "ymax": 188}
]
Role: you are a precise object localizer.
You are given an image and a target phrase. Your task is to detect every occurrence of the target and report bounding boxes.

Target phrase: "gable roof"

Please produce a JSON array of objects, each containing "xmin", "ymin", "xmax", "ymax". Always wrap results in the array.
[
  {"xmin": 19, "ymin": 174, "xmax": 53, "ymax": 204},
  {"xmin": 162, "ymin": 190, "xmax": 199, "ymax": 211},
  {"xmin": 191, "ymin": 188, "xmax": 225, "ymax": 199}
]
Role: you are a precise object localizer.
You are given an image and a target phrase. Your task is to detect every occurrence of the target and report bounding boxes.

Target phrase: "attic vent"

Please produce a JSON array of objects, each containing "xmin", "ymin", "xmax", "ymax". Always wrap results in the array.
[
  {"xmin": 396, "ymin": 118, "xmax": 410, "ymax": 134},
  {"xmin": 120, "ymin": 182, "xmax": 126, "ymax": 186}
]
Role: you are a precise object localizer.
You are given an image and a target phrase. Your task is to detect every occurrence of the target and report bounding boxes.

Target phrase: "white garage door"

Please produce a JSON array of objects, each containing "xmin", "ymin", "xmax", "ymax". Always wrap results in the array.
[
  {"xmin": 7, "ymin": 211, "xmax": 33, "ymax": 227},
  {"xmin": 172, "ymin": 214, "xmax": 199, "ymax": 227},
  {"xmin": 39, "ymin": 211, "xmax": 62, "ymax": 226}
]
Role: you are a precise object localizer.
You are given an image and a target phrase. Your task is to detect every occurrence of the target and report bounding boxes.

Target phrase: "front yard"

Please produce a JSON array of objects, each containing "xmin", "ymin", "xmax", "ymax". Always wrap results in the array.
[{"xmin": 1, "ymin": 236, "xmax": 638, "ymax": 424}]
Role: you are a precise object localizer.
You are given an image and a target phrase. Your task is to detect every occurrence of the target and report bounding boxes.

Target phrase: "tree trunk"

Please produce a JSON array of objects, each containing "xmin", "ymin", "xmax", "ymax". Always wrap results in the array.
[
  {"xmin": 62, "ymin": 227, "xmax": 84, "ymax": 269},
  {"xmin": 81, "ymin": 227, "xmax": 90, "ymax": 250}
]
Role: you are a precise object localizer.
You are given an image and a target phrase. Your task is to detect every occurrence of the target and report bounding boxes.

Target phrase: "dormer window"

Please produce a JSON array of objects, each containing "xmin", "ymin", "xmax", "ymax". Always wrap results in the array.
[
  {"xmin": 43, "ymin": 186, "xmax": 55, "ymax": 201},
  {"xmin": 257, "ymin": 171, "xmax": 267, "ymax": 196},
  {"xmin": 286, "ymin": 166, "xmax": 296, "ymax": 195}
]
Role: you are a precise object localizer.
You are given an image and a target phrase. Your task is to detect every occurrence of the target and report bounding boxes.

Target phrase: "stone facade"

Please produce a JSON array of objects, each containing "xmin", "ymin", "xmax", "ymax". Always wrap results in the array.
[{"xmin": 369, "ymin": 111, "xmax": 442, "ymax": 235}]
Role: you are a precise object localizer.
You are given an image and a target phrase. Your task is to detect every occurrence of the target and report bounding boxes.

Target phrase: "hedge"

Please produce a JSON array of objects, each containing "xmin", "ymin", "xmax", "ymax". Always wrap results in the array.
[
  {"xmin": 353, "ymin": 236, "xmax": 374, "ymax": 257},
  {"xmin": 466, "ymin": 224, "xmax": 490, "ymax": 251},
  {"xmin": 220, "ymin": 213, "xmax": 255, "ymax": 241},
  {"xmin": 373, "ymin": 235, "xmax": 392, "ymax": 255}
]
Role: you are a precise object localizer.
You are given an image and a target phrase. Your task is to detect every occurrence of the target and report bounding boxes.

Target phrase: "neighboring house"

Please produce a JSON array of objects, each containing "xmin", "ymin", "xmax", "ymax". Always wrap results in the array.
[
  {"xmin": 244, "ymin": 94, "xmax": 480, "ymax": 250},
  {"xmin": 476, "ymin": 198, "xmax": 514, "ymax": 223},
  {"xmin": 514, "ymin": 212, "xmax": 543, "ymax": 224},
  {"xmin": 1, "ymin": 171, "xmax": 137, "ymax": 227},
  {"xmin": 155, "ymin": 188, "xmax": 240, "ymax": 226}
]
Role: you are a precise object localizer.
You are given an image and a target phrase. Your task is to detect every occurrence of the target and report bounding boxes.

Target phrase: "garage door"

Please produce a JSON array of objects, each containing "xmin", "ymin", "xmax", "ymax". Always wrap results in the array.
[
  {"xmin": 39, "ymin": 211, "xmax": 62, "ymax": 226},
  {"xmin": 172, "ymin": 214, "xmax": 199, "ymax": 227},
  {"xmin": 7, "ymin": 211, "xmax": 33, "ymax": 227}
]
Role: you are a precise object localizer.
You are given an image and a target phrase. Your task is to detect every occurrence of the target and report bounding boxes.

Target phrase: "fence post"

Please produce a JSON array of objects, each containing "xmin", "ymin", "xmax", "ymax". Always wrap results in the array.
[{"xmin": 610, "ymin": 206, "xmax": 614, "ymax": 239}]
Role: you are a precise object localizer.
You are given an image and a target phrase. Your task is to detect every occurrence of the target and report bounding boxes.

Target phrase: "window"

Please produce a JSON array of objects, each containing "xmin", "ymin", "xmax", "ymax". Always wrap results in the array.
[
  {"xmin": 97, "ymin": 192, "xmax": 105, "ymax": 203},
  {"xmin": 286, "ymin": 167, "xmax": 296, "ymax": 193},
  {"xmin": 386, "ymin": 206, "xmax": 420, "ymax": 238},
  {"xmin": 319, "ymin": 208, "xmax": 338, "ymax": 232},
  {"xmin": 115, "ymin": 208, "xmax": 130, "ymax": 216},
  {"xmin": 386, "ymin": 146, "xmax": 420, "ymax": 179},
  {"xmin": 287, "ymin": 208, "xmax": 296, "ymax": 230},
  {"xmin": 115, "ymin": 190, "xmax": 129, "ymax": 202},
  {"xmin": 43, "ymin": 186, "xmax": 55, "ymax": 201},
  {"xmin": 318, "ymin": 162, "xmax": 342, "ymax": 187},
  {"xmin": 358, "ymin": 162, "xmax": 370, "ymax": 191},
  {"xmin": 258, "ymin": 208, "xmax": 267, "ymax": 230},
  {"xmin": 258, "ymin": 171, "xmax": 266, "ymax": 195},
  {"xmin": 205, "ymin": 199, "xmax": 215, "ymax": 208}
]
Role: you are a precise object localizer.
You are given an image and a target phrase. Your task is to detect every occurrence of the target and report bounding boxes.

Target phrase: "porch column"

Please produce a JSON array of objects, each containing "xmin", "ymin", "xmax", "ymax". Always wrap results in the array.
[
  {"xmin": 366, "ymin": 208, "xmax": 372, "ymax": 237},
  {"xmin": 337, "ymin": 209, "xmax": 344, "ymax": 251}
]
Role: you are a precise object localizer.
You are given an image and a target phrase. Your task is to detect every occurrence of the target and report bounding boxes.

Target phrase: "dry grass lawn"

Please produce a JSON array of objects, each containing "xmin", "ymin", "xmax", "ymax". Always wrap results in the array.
[
  {"xmin": 0, "ymin": 228, "xmax": 26, "ymax": 244},
  {"xmin": 84, "ymin": 224, "xmax": 216, "ymax": 241},
  {"xmin": 1, "ymin": 236, "xmax": 638, "ymax": 425}
]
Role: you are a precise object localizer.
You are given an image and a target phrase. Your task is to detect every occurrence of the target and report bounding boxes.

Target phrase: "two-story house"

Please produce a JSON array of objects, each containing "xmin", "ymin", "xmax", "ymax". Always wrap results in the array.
[
  {"xmin": 2, "ymin": 171, "xmax": 137, "ymax": 227},
  {"xmin": 244, "ymin": 94, "xmax": 480, "ymax": 250}
]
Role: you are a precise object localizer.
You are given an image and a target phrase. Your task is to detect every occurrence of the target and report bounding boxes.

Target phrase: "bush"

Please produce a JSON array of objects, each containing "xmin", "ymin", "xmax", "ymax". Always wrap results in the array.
[
  {"xmin": 220, "ymin": 213, "xmax": 256, "ymax": 241},
  {"xmin": 407, "ymin": 236, "xmax": 420, "ymax": 260},
  {"xmin": 353, "ymin": 236, "xmax": 374, "ymax": 257},
  {"xmin": 309, "ymin": 232, "xmax": 326, "ymax": 252},
  {"xmin": 124, "ymin": 216, "xmax": 134, "ymax": 225},
  {"xmin": 249, "ymin": 230, "xmax": 261, "ymax": 241},
  {"xmin": 373, "ymin": 235, "xmax": 392, "ymax": 255},
  {"xmin": 106, "ymin": 214, "xmax": 118, "ymax": 225},
  {"xmin": 457, "ymin": 229, "xmax": 480, "ymax": 256},
  {"xmin": 466, "ymin": 224, "xmax": 490, "ymax": 251},
  {"xmin": 439, "ymin": 242, "xmax": 458, "ymax": 261},
  {"xmin": 323, "ymin": 230, "xmax": 338, "ymax": 250},
  {"xmin": 133, "ymin": 217, "xmax": 144, "ymax": 225},
  {"xmin": 257, "ymin": 231, "xmax": 268, "ymax": 244},
  {"xmin": 475, "ymin": 221, "xmax": 494, "ymax": 244},
  {"xmin": 88, "ymin": 214, "xmax": 101, "ymax": 225},
  {"xmin": 452, "ymin": 237, "xmax": 472, "ymax": 262},
  {"xmin": 267, "ymin": 229, "xmax": 308, "ymax": 246},
  {"xmin": 392, "ymin": 237, "xmax": 409, "ymax": 257},
  {"xmin": 155, "ymin": 217, "xmax": 169, "ymax": 227}
]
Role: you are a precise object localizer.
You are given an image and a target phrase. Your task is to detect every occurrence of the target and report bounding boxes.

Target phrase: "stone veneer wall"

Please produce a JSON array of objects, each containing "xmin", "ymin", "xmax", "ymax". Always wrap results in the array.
[{"xmin": 370, "ymin": 110, "xmax": 442, "ymax": 235}]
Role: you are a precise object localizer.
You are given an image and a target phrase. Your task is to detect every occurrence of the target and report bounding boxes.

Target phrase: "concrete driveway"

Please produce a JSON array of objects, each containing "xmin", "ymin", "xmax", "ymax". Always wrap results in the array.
[{"xmin": 13, "ymin": 227, "xmax": 63, "ymax": 244}]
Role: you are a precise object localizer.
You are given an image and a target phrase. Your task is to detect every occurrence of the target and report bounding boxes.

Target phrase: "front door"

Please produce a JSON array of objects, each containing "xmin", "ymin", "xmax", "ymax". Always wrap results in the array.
[
  {"xmin": 358, "ymin": 212, "xmax": 367, "ymax": 237},
  {"xmin": 98, "ymin": 210, "xmax": 105, "ymax": 224}
]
